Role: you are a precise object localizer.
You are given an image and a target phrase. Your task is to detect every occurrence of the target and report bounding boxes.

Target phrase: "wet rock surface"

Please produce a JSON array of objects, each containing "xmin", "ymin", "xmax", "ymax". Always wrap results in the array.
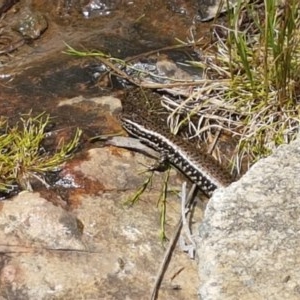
[
  {"xmin": 0, "ymin": 0, "xmax": 212, "ymax": 74},
  {"xmin": 197, "ymin": 136, "xmax": 300, "ymax": 299}
]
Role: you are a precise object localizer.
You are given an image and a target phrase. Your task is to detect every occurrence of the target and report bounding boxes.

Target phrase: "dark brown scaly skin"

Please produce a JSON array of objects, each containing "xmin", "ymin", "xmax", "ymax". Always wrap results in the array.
[{"xmin": 120, "ymin": 90, "xmax": 233, "ymax": 197}]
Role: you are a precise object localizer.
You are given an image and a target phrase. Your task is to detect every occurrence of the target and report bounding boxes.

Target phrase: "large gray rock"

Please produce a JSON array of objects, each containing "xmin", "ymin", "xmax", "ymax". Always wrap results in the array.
[{"xmin": 197, "ymin": 136, "xmax": 300, "ymax": 299}]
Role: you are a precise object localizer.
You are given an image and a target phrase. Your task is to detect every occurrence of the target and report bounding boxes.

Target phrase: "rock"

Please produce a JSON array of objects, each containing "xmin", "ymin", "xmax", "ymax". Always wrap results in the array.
[
  {"xmin": 197, "ymin": 136, "xmax": 300, "ymax": 299},
  {"xmin": 197, "ymin": 0, "xmax": 238, "ymax": 21},
  {"xmin": 13, "ymin": 7, "xmax": 48, "ymax": 39},
  {"xmin": 0, "ymin": 147, "xmax": 202, "ymax": 299},
  {"xmin": 82, "ymin": 0, "xmax": 122, "ymax": 18},
  {"xmin": 0, "ymin": 191, "xmax": 85, "ymax": 250}
]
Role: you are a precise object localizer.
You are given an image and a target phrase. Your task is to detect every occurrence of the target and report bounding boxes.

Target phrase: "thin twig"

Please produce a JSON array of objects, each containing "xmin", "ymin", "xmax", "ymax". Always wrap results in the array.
[{"xmin": 150, "ymin": 183, "xmax": 197, "ymax": 300}]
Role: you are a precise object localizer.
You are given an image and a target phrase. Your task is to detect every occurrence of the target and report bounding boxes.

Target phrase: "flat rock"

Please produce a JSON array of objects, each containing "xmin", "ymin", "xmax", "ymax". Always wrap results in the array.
[
  {"xmin": 197, "ymin": 136, "xmax": 300, "ymax": 299},
  {"xmin": 0, "ymin": 147, "xmax": 202, "ymax": 299}
]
